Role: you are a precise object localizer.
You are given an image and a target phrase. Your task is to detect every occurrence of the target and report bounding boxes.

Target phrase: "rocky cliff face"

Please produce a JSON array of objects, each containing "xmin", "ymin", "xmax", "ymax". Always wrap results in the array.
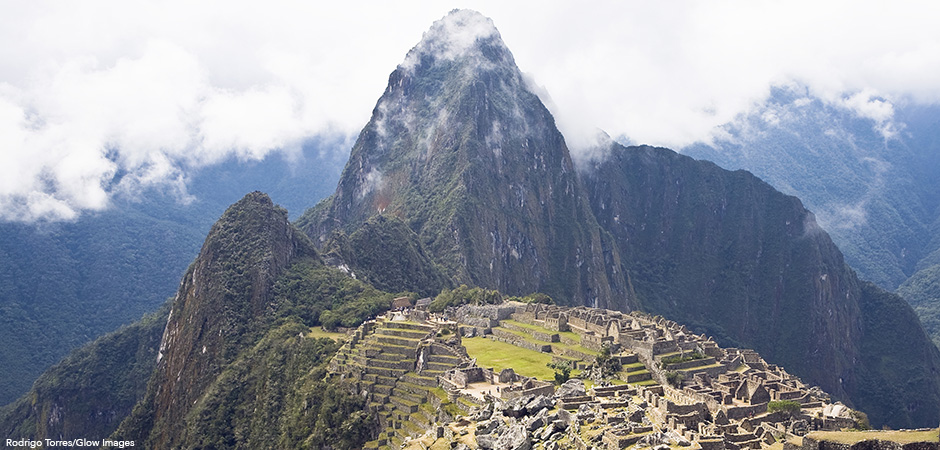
[
  {"xmin": 120, "ymin": 191, "xmax": 317, "ymax": 447},
  {"xmin": 582, "ymin": 143, "xmax": 861, "ymax": 396},
  {"xmin": 297, "ymin": 10, "xmax": 634, "ymax": 311},
  {"xmin": 581, "ymin": 141, "xmax": 940, "ymax": 428}
]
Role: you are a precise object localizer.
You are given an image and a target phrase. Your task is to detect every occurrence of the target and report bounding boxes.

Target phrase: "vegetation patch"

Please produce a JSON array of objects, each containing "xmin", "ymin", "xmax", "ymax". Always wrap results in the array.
[
  {"xmin": 767, "ymin": 400, "xmax": 801, "ymax": 415},
  {"xmin": 307, "ymin": 327, "xmax": 347, "ymax": 341},
  {"xmin": 659, "ymin": 351, "xmax": 705, "ymax": 367}
]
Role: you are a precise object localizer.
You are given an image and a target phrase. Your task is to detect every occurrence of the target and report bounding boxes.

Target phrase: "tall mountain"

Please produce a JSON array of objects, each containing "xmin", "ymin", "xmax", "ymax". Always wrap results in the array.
[
  {"xmin": 116, "ymin": 192, "xmax": 320, "ymax": 447},
  {"xmin": 299, "ymin": 10, "xmax": 940, "ymax": 427},
  {"xmin": 581, "ymin": 141, "xmax": 940, "ymax": 427},
  {"xmin": 297, "ymin": 9, "xmax": 634, "ymax": 311},
  {"xmin": 1, "ymin": 191, "xmax": 386, "ymax": 447},
  {"xmin": 4, "ymin": 9, "xmax": 939, "ymax": 440}
]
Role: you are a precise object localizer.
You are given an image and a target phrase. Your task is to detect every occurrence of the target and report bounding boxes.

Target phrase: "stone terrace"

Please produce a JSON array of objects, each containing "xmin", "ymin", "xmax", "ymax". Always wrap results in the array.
[{"xmin": 329, "ymin": 312, "xmax": 480, "ymax": 449}]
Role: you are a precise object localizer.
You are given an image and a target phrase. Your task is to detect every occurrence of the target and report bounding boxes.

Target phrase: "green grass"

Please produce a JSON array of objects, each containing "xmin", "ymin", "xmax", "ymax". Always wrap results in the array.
[
  {"xmin": 307, "ymin": 327, "xmax": 347, "ymax": 341},
  {"xmin": 677, "ymin": 363, "xmax": 724, "ymax": 373},
  {"xmin": 807, "ymin": 429, "xmax": 939, "ymax": 445},
  {"xmin": 429, "ymin": 387, "xmax": 448, "ymax": 402},
  {"xmin": 623, "ymin": 362, "xmax": 646, "ymax": 372},
  {"xmin": 462, "ymin": 336, "xmax": 556, "ymax": 381},
  {"xmin": 501, "ymin": 319, "xmax": 548, "ymax": 332}
]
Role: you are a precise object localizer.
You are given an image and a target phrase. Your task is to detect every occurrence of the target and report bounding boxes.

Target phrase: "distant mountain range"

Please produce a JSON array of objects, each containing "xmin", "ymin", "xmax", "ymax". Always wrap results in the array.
[{"xmin": 683, "ymin": 88, "xmax": 940, "ymax": 345}]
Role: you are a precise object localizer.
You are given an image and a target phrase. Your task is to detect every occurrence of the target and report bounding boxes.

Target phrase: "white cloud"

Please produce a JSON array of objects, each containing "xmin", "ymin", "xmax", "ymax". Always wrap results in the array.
[
  {"xmin": 1, "ymin": 1, "xmax": 939, "ymax": 221},
  {"xmin": 839, "ymin": 90, "xmax": 899, "ymax": 139}
]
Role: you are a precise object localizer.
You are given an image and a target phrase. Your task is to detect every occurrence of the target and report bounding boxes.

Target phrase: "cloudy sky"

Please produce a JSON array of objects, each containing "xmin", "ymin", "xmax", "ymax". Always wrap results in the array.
[{"xmin": 2, "ymin": 0, "xmax": 939, "ymax": 222}]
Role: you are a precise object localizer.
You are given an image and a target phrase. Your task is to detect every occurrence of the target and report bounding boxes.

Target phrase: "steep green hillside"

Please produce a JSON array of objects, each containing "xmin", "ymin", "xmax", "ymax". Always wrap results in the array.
[
  {"xmin": 118, "ymin": 322, "xmax": 370, "ymax": 449},
  {"xmin": 855, "ymin": 282, "xmax": 940, "ymax": 427},
  {"xmin": 1, "ymin": 192, "xmax": 386, "ymax": 447},
  {"xmin": 112, "ymin": 191, "xmax": 379, "ymax": 448},
  {"xmin": 897, "ymin": 264, "xmax": 940, "ymax": 347},
  {"xmin": 0, "ymin": 303, "xmax": 168, "ymax": 440},
  {"xmin": 319, "ymin": 215, "xmax": 451, "ymax": 298}
]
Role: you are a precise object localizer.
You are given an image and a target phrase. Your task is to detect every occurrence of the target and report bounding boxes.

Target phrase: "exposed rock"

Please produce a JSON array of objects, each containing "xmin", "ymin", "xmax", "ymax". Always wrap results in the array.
[
  {"xmin": 476, "ymin": 433, "xmax": 497, "ymax": 449},
  {"xmin": 556, "ymin": 379, "xmax": 586, "ymax": 398},
  {"xmin": 524, "ymin": 408, "xmax": 547, "ymax": 431},
  {"xmin": 494, "ymin": 424, "xmax": 531, "ymax": 450},
  {"xmin": 576, "ymin": 403, "xmax": 595, "ymax": 421},
  {"xmin": 472, "ymin": 402, "xmax": 495, "ymax": 421},
  {"xmin": 524, "ymin": 394, "xmax": 554, "ymax": 413},
  {"xmin": 475, "ymin": 419, "xmax": 500, "ymax": 436}
]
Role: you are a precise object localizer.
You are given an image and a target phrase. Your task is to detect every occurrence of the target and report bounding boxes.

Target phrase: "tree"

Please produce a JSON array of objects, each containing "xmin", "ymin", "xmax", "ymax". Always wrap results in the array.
[{"xmin": 547, "ymin": 361, "xmax": 571, "ymax": 385}]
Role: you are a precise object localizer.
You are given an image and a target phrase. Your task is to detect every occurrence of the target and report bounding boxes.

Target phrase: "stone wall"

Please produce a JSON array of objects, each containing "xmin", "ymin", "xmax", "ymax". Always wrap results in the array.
[
  {"xmin": 500, "ymin": 321, "xmax": 559, "ymax": 343},
  {"xmin": 490, "ymin": 329, "xmax": 552, "ymax": 352}
]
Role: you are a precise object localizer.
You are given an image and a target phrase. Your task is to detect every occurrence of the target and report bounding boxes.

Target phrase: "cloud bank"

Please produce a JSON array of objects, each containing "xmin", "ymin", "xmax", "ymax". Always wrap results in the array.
[{"xmin": 2, "ymin": 1, "xmax": 939, "ymax": 221}]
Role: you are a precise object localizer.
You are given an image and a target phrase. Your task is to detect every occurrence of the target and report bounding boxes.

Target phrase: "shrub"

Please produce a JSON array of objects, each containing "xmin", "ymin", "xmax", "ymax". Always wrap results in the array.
[
  {"xmin": 547, "ymin": 361, "xmax": 571, "ymax": 385},
  {"xmin": 767, "ymin": 400, "xmax": 801, "ymax": 415},
  {"xmin": 665, "ymin": 371, "xmax": 684, "ymax": 387}
]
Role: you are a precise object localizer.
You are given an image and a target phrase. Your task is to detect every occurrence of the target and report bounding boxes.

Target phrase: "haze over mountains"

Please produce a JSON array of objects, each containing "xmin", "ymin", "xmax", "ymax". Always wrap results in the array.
[
  {"xmin": 682, "ymin": 87, "xmax": 940, "ymax": 346},
  {"xmin": 2, "ymin": 7, "xmax": 940, "ymax": 446}
]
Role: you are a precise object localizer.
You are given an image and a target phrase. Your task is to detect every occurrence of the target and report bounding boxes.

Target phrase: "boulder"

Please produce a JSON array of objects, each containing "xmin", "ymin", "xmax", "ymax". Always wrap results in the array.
[
  {"xmin": 556, "ymin": 379, "xmax": 586, "ymax": 398},
  {"xmin": 524, "ymin": 395, "xmax": 554, "ymax": 413},
  {"xmin": 476, "ymin": 434, "xmax": 497, "ymax": 449},
  {"xmin": 495, "ymin": 424, "xmax": 531, "ymax": 450}
]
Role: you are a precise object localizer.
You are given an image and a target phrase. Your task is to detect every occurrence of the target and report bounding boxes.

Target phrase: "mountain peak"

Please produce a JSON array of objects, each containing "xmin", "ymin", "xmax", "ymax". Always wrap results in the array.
[
  {"xmin": 401, "ymin": 9, "xmax": 511, "ymax": 71},
  {"xmin": 299, "ymin": 9, "xmax": 633, "ymax": 311}
]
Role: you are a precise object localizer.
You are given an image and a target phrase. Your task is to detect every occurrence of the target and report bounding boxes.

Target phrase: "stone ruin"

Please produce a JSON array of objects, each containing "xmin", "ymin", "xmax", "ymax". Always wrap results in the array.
[
  {"xmin": 444, "ymin": 301, "xmax": 864, "ymax": 450},
  {"xmin": 327, "ymin": 301, "xmax": 874, "ymax": 450}
]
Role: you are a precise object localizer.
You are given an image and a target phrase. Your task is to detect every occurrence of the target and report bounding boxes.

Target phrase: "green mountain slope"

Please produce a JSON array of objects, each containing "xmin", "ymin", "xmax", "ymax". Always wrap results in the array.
[
  {"xmin": 318, "ymin": 215, "xmax": 451, "ymax": 298},
  {"xmin": 110, "ymin": 191, "xmax": 380, "ymax": 448},
  {"xmin": 0, "ymin": 303, "xmax": 168, "ymax": 440},
  {"xmin": 897, "ymin": 264, "xmax": 940, "ymax": 347}
]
